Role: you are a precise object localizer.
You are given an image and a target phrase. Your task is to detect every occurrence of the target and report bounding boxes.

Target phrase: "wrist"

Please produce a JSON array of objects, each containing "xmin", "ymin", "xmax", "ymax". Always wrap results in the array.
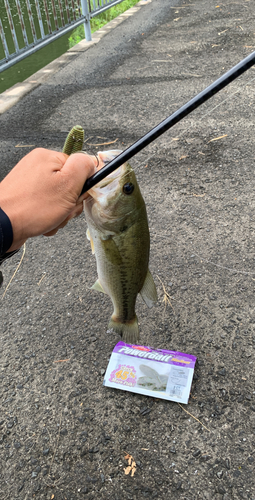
[
  {"xmin": 0, "ymin": 206, "xmax": 14, "ymax": 254},
  {"xmin": 0, "ymin": 194, "xmax": 26, "ymax": 252}
]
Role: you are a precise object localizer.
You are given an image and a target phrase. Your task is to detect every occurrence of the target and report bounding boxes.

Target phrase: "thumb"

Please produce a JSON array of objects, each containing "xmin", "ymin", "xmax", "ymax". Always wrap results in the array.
[{"xmin": 61, "ymin": 153, "xmax": 97, "ymax": 197}]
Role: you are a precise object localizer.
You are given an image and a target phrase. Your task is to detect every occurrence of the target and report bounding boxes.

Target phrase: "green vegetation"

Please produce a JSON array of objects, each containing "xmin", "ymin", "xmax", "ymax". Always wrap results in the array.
[{"xmin": 68, "ymin": 0, "xmax": 140, "ymax": 48}]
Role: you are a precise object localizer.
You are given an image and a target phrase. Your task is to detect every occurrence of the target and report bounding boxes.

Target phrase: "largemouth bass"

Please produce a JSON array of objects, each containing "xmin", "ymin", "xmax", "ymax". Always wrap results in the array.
[{"xmin": 84, "ymin": 150, "xmax": 157, "ymax": 343}]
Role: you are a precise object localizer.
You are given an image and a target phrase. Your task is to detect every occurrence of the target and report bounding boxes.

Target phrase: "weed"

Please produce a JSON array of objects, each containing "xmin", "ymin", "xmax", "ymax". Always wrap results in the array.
[{"xmin": 68, "ymin": 0, "xmax": 140, "ymax": 48}]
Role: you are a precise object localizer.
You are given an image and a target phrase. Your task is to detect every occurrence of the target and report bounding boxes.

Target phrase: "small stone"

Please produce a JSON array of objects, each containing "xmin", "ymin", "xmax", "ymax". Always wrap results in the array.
[
  {"xmin": 140, "ymin": 407, "xmax": 151, "ymax": 416},
  {"xmin": 218, "ymin": 486, "xmax": 226, "ymax": 494},
  {"xmin": 233, "ymin": 470, "xmax": 241, "ymax": 477},
  {"xmin": 14, "ymin": 441, "xmax": 21, "ymax": 449},
  {"xmin": 218, "ymin": 368, "xmax": 226, "ymax": 376},
  {"xmin": 248, "ymin": 456, "xmax": 254, "ymax": 464},
  {"xmin": 192, "ymin": 449, "xmax": 201, "ymax": 457},
  {"xmin": 81, "ymin": 487, "xmax": 89, "ymax": 494},
  {"xmin": 100, "ymin": 369, "xmax": 105, "ymax": 376},
  {"xmin": 43, "ymin": 448, "xmax": 49, "ymax": 456},
  {"xmin": 100, "ymin": 473, "xmax": 105, "ymax": 483},
  {"xmin": 170, "ymin": 446, "xmax": 176, "ymax": 454},
  {"xmin": 225, "ymin": 458, "xmax": 230, "ymax": 469},
  {"xmin": 217, "ymin": 470, "xmax": 223, "ymax": 479},
  {"xmin": 31, "ymin": 472, "xmax": 37, "ymax": 478},
  {"xmin": 33, "ymin": 481, "xmax": 41, "ymax": 492}
]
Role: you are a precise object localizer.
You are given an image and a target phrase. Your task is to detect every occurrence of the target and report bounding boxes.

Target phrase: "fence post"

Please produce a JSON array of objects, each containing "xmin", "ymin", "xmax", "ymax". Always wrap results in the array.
[{"xmin": 80, "ymin": 0, "xmax": 92, "ymax": 41}]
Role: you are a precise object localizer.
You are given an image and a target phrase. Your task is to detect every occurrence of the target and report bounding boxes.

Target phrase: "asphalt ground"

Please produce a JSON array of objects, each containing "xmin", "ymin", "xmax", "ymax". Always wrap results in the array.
[{"xmin": 1, "ymin": 0, "xmax": 255, "ymax": 498}]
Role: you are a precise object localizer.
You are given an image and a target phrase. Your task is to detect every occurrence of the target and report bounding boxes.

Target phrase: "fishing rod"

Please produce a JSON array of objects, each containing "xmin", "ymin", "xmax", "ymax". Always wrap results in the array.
[{"xmin": 80, "ymin": 50, "xmax": 255, "ymax": 195}]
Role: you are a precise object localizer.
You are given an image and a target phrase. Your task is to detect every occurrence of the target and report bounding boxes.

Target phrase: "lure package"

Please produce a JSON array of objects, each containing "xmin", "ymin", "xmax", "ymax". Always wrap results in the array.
[{"xmin": 104, "ymin": 342, "xmax": 196, "ymax": 404}]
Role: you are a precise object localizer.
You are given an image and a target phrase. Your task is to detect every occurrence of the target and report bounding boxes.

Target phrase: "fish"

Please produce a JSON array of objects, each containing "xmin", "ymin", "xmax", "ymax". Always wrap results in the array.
[{"xmin": 84, "ymin": 150, "xmax": 157, "ymax": 343}]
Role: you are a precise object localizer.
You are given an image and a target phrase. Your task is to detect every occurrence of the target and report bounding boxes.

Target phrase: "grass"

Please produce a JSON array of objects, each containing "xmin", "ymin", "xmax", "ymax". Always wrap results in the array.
[{"xmin": 68, "ymin": 0, "xmax": 140, "ymax": 48}]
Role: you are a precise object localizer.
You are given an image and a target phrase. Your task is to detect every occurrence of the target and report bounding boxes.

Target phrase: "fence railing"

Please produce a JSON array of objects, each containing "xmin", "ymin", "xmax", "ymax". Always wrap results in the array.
[{"xmin": 0, "ymin": 0, "xmax": 125, "ymax": 73}]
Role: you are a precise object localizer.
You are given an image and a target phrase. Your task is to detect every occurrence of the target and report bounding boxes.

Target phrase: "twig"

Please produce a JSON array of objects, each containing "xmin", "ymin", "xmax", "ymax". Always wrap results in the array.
[
  {"xmin": 86, "ymin": 138, "xmax": 118, "ymax": 146},
  {"xmin": 178, "ymin": 403, "xmax": 210, "ymax": 432},
  {"xmin": 156, "ymin": 275, "xmax": 175, "ymax": 313},
  {"xmin": 37, "ymin": 273, "xmax": 46, "ymax": 285},
  {"xmin": 2, "ymin": 243, "xmax": 26, "ymax": 298},
  {"xmin": 208, "ymin": 134, "xmax": 228, "ymax": 143}
]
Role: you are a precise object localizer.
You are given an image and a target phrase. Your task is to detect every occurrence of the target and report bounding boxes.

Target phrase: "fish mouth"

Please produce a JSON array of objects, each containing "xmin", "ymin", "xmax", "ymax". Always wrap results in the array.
[{"xmin": 88, "ymin": 150, "xmax": 124, "ymax": 200}]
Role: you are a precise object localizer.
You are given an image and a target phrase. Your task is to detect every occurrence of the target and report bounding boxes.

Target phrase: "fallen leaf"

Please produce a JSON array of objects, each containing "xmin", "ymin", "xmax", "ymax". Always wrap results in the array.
[
  {"xmin": 124, "ymin": 466, "xmax": 132, "ymax": 475},
  {"xmin": 128, "ymin": 456, "xmax": 132, "ymax": 466},
  {"xmin": 15, "ymin": 143, "xmax": 35, "ymax": 148},
  {"xmin": 198, "ymin": 152, "xmax": 205, "ymax": 155},
  {"xmin": 174, "ymin": 18, "xmax": 180, "ymax": 21},
  {"xmin": 179, "ymin": 155, "xmax": 188, "ymax": 160},
  {"xmin": 208, "ymin": 134, "xmax": 227, "ymax": 143},
  {"xmin": 144, "ymin": 164, "xmax": 148, "ymax": 168},
  {"xmin": 51, "ymin": 495, "xmax": 55, "ymax": 499},
  {"xmin": 141, "ymin": 448, "xmax": 149, "ymax": 450},
  {"xmin": 131, "ymin": 467, "xmax": 136, "ymax": 477},
  {"xmin": 193, "ymin": 193, "xmax": 205, "ymax": 197}
]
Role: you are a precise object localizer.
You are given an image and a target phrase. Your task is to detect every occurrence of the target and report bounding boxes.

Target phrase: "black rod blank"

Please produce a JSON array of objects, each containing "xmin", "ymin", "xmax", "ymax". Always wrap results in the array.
[{"xmin": 81, "ymin": 50, "xmax": 255, "ymax": 194}]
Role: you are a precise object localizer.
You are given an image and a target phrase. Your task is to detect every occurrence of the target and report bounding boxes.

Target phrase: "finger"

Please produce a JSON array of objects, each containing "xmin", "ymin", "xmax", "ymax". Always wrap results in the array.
[
  {"xmin": 43, "ymin": 218, "xmax": 69, "ymax": 236},
  {"xmin": 61, "ymin": 153, "xmax": 97, "ymax": 196},
  {"xmin": 77, "ymin": 191, "xmax": 91, "ymax": 205},
  {"xmin": 67, "ymin": 203, "xmax": 83, "ymax": 220}
]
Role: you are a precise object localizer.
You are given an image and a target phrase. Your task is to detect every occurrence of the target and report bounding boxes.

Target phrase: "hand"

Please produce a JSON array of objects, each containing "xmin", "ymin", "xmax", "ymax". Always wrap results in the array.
[{"xmin": 0, "ymin": 148, "xmax": 97, "ymax": 252}]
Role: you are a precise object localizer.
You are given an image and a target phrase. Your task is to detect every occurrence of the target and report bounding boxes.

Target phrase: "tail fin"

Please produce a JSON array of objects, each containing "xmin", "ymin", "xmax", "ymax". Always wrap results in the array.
[{"xmin": 107, "ymin": 315, "xmax": 139, "ymax": 344}]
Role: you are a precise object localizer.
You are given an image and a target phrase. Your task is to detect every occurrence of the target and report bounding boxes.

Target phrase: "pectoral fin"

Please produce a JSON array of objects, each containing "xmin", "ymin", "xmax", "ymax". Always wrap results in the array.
[
  {"xmin": 86, "ymin": 228, "xmax": 95, "ymax": 254},
  {"xmin": 91, "ymin": 279, "xmax": 106, "ymax": 294},
  {"xmin": 140, "ymin": 269, "xmax": 158, "ymax": 308}
]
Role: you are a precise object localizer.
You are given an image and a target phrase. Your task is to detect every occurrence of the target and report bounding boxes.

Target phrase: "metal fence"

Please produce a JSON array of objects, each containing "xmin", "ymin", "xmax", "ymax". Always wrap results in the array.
[{"xmin": 0, "ymin": 0, "xmax": 125, "ymax": 73}]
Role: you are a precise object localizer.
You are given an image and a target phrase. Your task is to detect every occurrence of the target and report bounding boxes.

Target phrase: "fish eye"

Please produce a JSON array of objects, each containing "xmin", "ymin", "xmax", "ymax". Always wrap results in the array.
[{"xmin": 123, "ymin": 182, "xmax": 134, "ymax": 195}]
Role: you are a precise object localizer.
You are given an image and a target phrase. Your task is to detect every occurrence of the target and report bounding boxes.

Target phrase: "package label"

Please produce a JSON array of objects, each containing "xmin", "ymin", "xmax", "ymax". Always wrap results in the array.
[{"xmin": 103, "ymin": 342, "xmax": 196, "ymax": 404}]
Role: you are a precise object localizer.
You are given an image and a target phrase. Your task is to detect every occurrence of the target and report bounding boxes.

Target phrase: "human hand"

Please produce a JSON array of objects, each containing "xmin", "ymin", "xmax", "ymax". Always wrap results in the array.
[{"xmin": 0, "ymin": 148, "xmax": 97, "ymax": 252}]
